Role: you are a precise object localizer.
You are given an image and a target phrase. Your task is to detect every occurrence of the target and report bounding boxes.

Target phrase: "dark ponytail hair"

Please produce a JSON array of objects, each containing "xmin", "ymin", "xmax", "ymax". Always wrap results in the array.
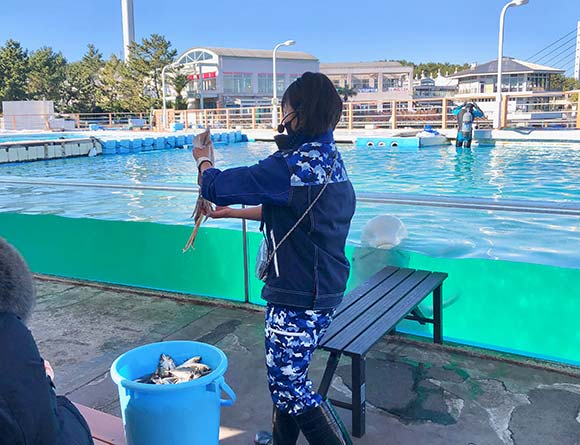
[{"xmin": 281, "ymin": 72, "xmax": 343, "ymax": 136}]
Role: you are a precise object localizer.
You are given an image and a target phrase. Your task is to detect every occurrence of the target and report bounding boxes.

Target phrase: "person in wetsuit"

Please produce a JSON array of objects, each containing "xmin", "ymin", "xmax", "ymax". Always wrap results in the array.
[{"xmin": 452, "ymin": 102, "xmax": 485, "ymax": 148}]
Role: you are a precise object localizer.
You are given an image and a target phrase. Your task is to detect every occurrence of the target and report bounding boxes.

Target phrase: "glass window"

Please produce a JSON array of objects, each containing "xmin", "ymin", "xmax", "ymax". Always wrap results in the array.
[
  {"xmin": 326, "ymin": 74, "xmax": 347, "ymax": 89},
  {"xmin": 187, "ymin": 72, "xmax": 218, "ymax": 92},
  {"xmin": 257, "ymin": 74, "xmax": 285, "ymax": 95},
  {"xmin": 352, "ymin": 74, "xmax": 378, "ymax": 92},
  {"xmin": 528, "ymin": 73, "xmax": 549, "ymax": 91},
  {"xmin": 223, "ymin": 73, "xmax": 253, "ymax": 94},
  {"xmin": 382, "ymin": 74, "xmax": 407, "ymax": 91}
]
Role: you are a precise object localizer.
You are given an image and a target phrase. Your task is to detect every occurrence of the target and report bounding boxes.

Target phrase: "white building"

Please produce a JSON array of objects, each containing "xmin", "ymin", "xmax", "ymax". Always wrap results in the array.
[
  {"xmin": 413, "ymin": 71, "xmax": 458, "ymax": 98},
  {"xmin": 450, "ymin": 58, "xmax": 564, "ymax": 95},
  {"xmin": 450, "ymin": 58, "xmax": 567, "ymax": 123},
  {"xmin": 173, "ymin": 47, "xmax": 319, "ymax": 108},
  {"xmin": 320, "ymin": 61, "xmax": 413, "ymax": 103}
]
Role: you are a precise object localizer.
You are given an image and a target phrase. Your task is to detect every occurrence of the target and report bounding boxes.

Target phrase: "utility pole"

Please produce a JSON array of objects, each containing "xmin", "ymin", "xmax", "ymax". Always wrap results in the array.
[
  {"xmin": 574, "ymin": 21, "xmax": 580, "ymax": 81},
  {"xmin": 121, "ymin": 0, "xmax": 135, "ymax": 62}
]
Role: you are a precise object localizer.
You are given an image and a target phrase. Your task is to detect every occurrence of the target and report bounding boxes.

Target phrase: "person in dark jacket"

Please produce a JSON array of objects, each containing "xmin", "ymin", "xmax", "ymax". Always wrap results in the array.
[
  {"xmin": 193, "ymin": 72, "xmax": 355, "ymax": 445},
  {"xmin": 0, "ymin": 237, "xmax": 93, "ymax": 445},
  {"xmin": 452, "ymin": 101, "xmax": 485, "ymax": 148}
]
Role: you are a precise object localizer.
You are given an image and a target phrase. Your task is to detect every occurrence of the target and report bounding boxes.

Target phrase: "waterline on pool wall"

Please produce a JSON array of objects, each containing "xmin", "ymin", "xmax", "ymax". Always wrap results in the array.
[
  {"xmin": 0, "ymin": 139, "xmax": 101, "ymax": 163},
  {"xmin": 1, "ymin": 213, "xmax": 578, "ymax": 366},
  {"xmin": 0, "ymin": 131, "xmax": 249, "ymax": 163}
]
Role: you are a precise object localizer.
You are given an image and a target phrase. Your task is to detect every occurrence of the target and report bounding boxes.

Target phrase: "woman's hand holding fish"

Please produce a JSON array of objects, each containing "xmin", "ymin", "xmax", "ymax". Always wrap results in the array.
[{"xmin": 208, "ymin": 206, "xmax": 233, "ymax": 219}]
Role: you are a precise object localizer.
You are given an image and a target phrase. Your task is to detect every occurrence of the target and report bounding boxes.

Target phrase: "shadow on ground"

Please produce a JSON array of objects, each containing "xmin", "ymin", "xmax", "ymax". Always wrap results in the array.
[{"xmin": 31, "ymin": 279, "xmax": 580, "ymax": 445}]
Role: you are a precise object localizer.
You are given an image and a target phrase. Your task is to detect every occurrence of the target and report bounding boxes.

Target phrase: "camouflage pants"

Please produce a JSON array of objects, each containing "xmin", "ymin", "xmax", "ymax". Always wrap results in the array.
[{"xmin": 264, "ymin": 304, "xmax": 335, "ymax": 415}]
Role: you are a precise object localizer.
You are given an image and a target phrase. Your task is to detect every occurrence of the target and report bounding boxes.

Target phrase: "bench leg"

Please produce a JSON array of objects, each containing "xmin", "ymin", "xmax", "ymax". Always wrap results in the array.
[
  {"xmin": 318, "ymin": 351, "xmax": 342, "ymax": 398},
  {"xmin": 352, "ymin": 355, "xmax": 366, "ymax": 438},
  {"xmin": 433, "ymin": 284, "xmax": 443, "ymax": 344}
]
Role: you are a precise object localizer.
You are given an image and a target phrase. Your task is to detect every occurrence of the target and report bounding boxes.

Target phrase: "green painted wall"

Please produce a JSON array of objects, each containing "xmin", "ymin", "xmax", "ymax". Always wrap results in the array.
[{"xmin": 1, "ymin": 213, "xmax": 579, "ymax": 366}]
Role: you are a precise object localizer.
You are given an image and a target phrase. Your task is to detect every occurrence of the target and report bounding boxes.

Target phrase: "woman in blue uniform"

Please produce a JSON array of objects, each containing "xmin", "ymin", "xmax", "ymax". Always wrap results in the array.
[{"xmin": 193, "ymin": 72, "xmax": 355, "ymax": 445}]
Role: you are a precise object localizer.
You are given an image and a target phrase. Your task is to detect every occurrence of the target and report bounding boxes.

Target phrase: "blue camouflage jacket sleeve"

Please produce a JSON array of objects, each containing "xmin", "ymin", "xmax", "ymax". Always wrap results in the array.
[{"xmin": 201, "ymin": 153, "xmax": 291, "ymax": 206}]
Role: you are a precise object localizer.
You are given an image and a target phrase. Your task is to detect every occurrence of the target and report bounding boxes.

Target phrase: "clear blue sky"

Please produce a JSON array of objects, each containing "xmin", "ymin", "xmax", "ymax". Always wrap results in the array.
[{"xmin": 2, "ymin": 0, "xmax": 578, "ymax": 70}]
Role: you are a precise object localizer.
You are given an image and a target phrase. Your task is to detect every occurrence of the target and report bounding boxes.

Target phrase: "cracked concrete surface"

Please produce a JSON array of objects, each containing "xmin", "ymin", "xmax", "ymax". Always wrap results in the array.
[{"xmin": 30, "ymin": 278, "xmax": 580, "ymax": 445}]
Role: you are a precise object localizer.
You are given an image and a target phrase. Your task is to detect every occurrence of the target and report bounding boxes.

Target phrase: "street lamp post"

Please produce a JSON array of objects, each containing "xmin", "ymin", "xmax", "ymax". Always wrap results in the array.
[
  {"xmin": 272, "ymin": 40, "xmax": 295, "ymax": 129},
  {"xmin": 495, "ymin": 0, "xmax": 529, "ymax": 129}
]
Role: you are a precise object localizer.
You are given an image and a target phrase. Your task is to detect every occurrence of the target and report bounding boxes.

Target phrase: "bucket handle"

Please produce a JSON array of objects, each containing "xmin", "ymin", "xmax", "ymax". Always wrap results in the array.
[{"xmin": 217, "ymin": 377, "xmax": 236, "ymax": 407}]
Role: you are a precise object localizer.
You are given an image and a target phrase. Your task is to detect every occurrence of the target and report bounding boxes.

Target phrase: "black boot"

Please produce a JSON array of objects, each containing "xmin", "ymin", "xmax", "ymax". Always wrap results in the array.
[
  {"xmin": 294, "ymin": 400, "xmax": 352, "ymax": 445},
  {"xmin": 254, "ymin": 406, "xmax": 300, "ymax": 445}
]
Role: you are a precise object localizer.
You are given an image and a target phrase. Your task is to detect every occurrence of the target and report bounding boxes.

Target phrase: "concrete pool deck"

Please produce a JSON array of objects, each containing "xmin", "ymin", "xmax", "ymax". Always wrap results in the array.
[{"xmin": 30, "ymin": 276, "xmax": 580, "ymax": 445}]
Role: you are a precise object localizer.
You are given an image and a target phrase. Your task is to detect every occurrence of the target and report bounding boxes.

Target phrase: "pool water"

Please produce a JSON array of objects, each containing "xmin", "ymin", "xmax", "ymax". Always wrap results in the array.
[
  {"xmin": 0, "ymin": 132, "xmax": 88, "ymax": 143},
  {"xmin": 0, "ymin": 141, "xmax": 579, "ymax": 269}
]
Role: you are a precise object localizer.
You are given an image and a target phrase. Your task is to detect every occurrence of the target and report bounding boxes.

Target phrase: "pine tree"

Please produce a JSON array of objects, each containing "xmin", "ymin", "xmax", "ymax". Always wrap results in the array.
[
  {"xmin": 97, "ymin": 55, "xmax": 126, "ymax": 112},
  {"xmin": 61, "ymin": 45, "xmax": 105, "ymax": 112},
  {"xmin": 0, "ymin": 39, "xmax": 30, "ymax": 107},
  {"xmin": 27, "ymin": 47, "xmax": 67, "ymax": 105},
  {"xmin": 124, "ymin": 34, "xmax": 177, "ymax": 110},
  {"xmin": 171, "ymin": 67, "xmax": 189, "ymax": 110}
]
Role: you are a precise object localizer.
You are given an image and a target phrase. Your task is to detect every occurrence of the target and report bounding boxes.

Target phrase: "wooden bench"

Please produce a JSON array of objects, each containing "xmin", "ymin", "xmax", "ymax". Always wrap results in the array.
[
  {"xmin": 317, "ymin": 266, "xmax": 447, "ymax": 438},
  {"xmin": 74, "ymin": 403, "xmax": 126, "ymax": 445},
  {"xmin": 74, "ymin": 403, "xmax": 242, "ymax": 443}
]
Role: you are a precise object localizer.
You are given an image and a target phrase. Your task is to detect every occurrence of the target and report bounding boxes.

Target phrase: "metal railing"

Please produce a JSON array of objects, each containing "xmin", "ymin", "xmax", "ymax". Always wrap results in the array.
[
  {"xmin": 160, "ymin": 91, "xmax": 579, "ymax": 131},
  {"xmin": 2, "ymin": 177, "xmax": 580, "ymax": 216},
  {"xmin": 1, "ymin": 176, "xmax": 580, "ymax": 304},
  {"xmin": 0, "ymin": 112, "xmax": 151, "ymax": 131},
  {"xmin": 1, "ymin": 91, "xmax": 578, "ymax": 133}
]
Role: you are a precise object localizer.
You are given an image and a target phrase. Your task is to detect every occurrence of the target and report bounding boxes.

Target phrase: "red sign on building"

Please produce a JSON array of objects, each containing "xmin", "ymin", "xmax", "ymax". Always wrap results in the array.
[{"xmin": 187, "ymin": 72, "xmax": 217, "ymax": 80}]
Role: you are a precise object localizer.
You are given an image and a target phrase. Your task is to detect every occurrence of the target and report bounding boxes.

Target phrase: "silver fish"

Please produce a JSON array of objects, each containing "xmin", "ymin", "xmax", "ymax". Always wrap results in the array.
[
  {"xmin": 178, "ymin": 356, "xmax": 202, "ymax": 368},
  {"xmin": 135, "ymin": 354, "xmax": 212, "ymax": 384},
  {"xmin": 156, "ymin": 353, "xmax": 176, "ymax": 377}
]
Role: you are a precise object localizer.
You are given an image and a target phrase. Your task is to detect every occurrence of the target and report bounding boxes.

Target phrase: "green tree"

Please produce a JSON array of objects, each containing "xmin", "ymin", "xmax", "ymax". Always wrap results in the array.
[
  {"xmin": 550, "ymin": 74, "xmax": 580, "ymax": 103},
  {"xmin": 82, "ymin": 44, "xmax": 104, "ymax": 74},
  {"xmin": 27, "ymin": 47, "xmax": 67, "ymax": 104},
  {"xmin": 385, "ymin": 60, "xmax": 470, "ymax": 78},
  {"xmin": 125, "ymin": 34, "xmax": 177, "ymax": 110},
  {"xmin": 171, "ymin": 68, "xmax": 189, "ymax": 110},
  {"xmin": 336, "ymin": 84, "xmax": 358, "ymax": 102},
  {"xmin": 550, "ymin": 74, "xmax": 580, "ymax": 92},
  {"xmin": 97, "ymin": 55, "xmax": 127, "ymax": 112},
  {"xmin": 61, "ymin": 62, "xmax": 94, "ymax": 113},
  {"xmin": 0, "ymin": 39, "xmax": 29, "ymax": 107},
  {"xmin": 61, "ymin": 45, "xmax": 105, "ymax": 112}
]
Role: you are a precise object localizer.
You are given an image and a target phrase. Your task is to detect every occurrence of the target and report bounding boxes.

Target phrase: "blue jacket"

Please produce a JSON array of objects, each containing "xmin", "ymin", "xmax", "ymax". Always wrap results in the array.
[
  {"xmin": 202, "ymin": 131, "xmax": 356, "ymax": 310},
  {"xmin": 0, "ymin": 312, "xmax": 93, "ymax": 445}
]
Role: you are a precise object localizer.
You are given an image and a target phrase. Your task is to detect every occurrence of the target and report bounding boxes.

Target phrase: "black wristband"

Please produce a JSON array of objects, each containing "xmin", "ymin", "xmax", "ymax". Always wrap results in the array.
[{"xmin": 198, "ymin": 160, "xmax": 213, "ymax": 171}]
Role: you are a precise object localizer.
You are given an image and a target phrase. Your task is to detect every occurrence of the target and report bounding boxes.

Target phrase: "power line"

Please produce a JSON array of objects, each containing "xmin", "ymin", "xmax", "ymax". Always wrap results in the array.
[
  {"xmin": 561, "ymin": 61, "xmax": 575, "ymax": 74},
  {"xmin": 541, "ymin": 43, "xmax": 577, "ymax": 67},
  {"xmin": 533, "ymin": 36, "xmax": 576, "ymax": 64},
  {"xmin": 560, "ymin": 60, "xmax": 575, "ymax": 71},
  {"xmin": 551, "ymin": 49, "xmax": 577, "ymax": 69},
  {"xmin": 527, "ymin": 29, "xmax": 576, "ymax": 61}
]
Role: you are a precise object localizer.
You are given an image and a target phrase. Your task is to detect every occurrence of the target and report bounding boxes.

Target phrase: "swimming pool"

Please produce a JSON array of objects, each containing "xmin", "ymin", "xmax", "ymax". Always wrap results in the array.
[
  {"xmin": 0, "ymin": 132, "xmax": 88, "ymax": 144},
  {"xmin": 0, "ymin": 141, "xmax": 579, "ymax": 269}
]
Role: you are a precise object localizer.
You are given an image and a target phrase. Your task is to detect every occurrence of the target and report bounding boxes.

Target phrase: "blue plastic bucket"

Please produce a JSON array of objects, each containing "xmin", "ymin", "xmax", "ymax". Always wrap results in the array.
[{"xmin": 110, "ymin": 341, "xmax": 236, "ymax": 445}]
